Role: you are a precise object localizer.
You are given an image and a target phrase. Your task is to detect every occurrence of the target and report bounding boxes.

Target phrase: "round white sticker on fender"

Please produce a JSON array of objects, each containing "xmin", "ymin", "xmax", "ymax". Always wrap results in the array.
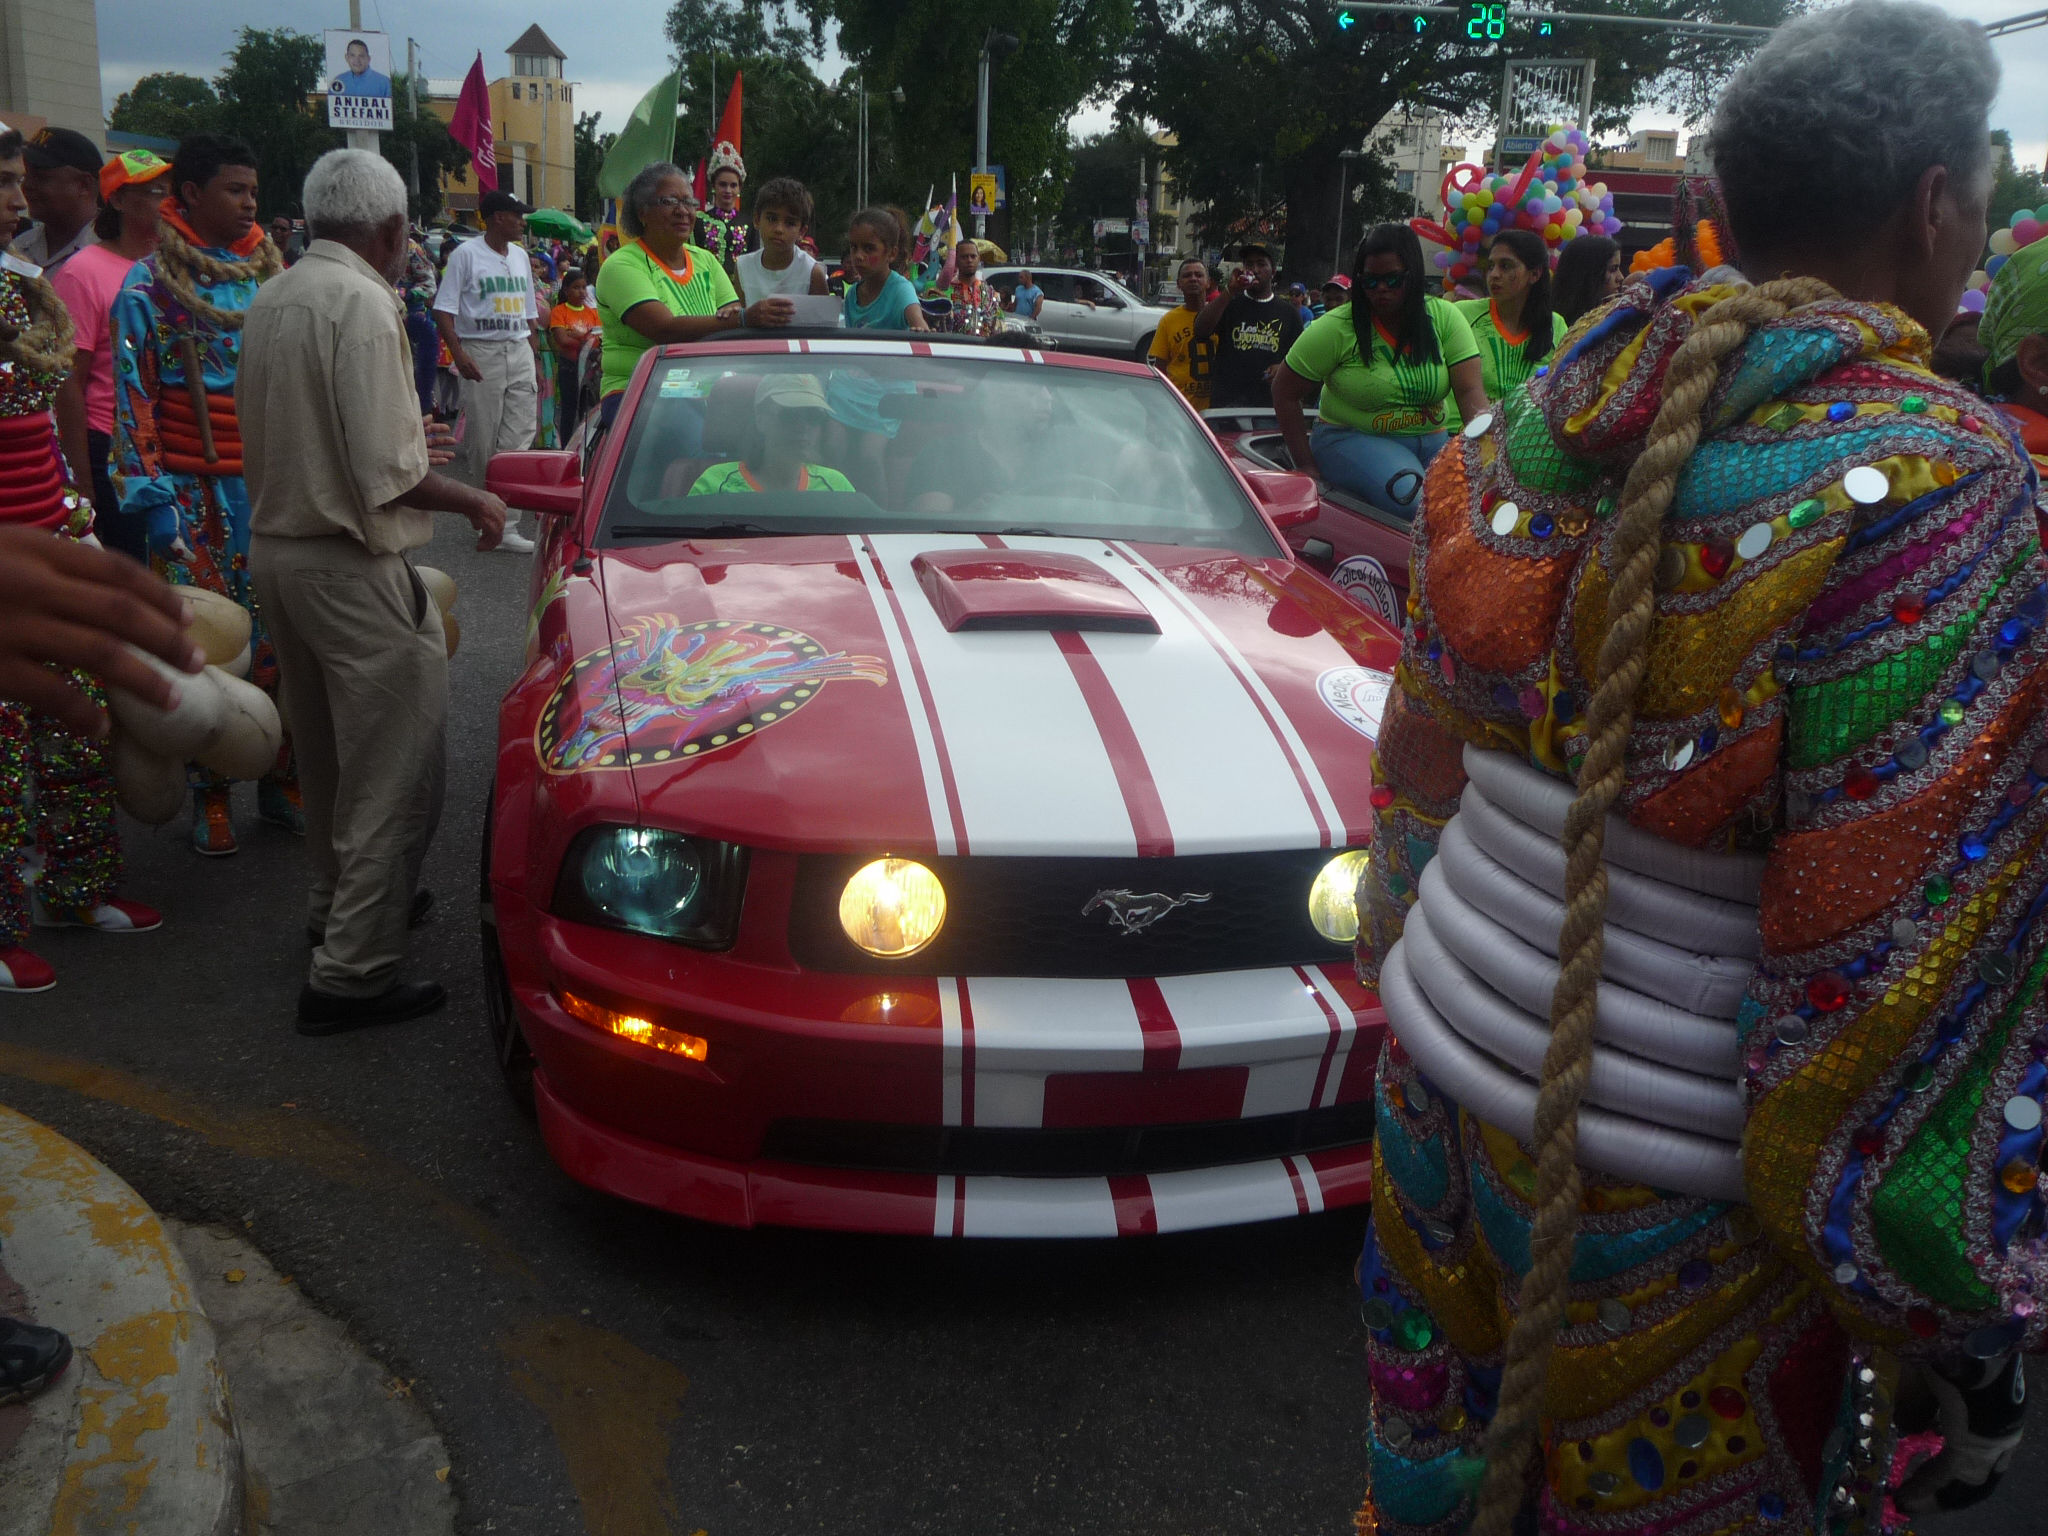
[
  {"xmin": 1317, "ymin": 665, "xmax": 1393, "ymax": 739},
  {"xmin": 1328, "ymin": 554, "xmax": 1401, "ymax": 625}
]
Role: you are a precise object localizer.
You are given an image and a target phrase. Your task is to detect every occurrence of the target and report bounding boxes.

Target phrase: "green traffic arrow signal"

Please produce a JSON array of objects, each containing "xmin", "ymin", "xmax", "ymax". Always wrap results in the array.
[{"xmin": 1338, "ymin": 8, "xmax": 1356, "ymax": 28}]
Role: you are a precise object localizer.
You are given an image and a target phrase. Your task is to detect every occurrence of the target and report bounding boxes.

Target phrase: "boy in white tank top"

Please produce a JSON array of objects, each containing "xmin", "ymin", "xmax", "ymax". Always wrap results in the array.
[{"xmin": 734, "ymin": 178, "xmax": 829, "ymax": 305}]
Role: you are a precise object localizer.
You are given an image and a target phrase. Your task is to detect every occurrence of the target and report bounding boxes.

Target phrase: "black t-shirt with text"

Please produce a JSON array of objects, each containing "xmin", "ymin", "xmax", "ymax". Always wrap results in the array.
[{"xmin": 1209, "ymin": 292, "xmax": 1304, "ymax": 408}]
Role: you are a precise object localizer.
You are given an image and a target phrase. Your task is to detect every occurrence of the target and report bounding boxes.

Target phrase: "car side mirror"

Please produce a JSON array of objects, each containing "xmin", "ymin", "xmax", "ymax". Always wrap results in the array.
[
  {"xmin": 487, "ymin": 449, "xmax": 582, "ymax": 516},
  {"xmin": 1245, "ymin": 468, "xmax": 1320, "ymax": 529}
]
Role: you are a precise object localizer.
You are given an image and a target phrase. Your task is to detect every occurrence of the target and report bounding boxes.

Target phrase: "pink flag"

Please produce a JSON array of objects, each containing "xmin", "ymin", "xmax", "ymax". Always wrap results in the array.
[{"xmin": 449, "ymin": 53, "xmax": 497, "ymax": 193}]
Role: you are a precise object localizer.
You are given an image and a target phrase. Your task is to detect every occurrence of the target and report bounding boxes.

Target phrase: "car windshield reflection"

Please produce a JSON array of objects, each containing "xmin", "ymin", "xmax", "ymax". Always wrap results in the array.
[{"xmin": 600, "ymin": 352, "xmax": 1280, "ymax": 557}]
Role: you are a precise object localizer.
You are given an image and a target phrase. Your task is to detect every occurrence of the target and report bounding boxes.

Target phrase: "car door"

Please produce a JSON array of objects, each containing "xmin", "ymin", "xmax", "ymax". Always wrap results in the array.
[
  {"xmin": 1061, "ymin": 275, "xmax": 1140, "ymax": 354},
  {"xmin": 1027, "ymin": 272, "xmax": 1088, "ymax": 348}
]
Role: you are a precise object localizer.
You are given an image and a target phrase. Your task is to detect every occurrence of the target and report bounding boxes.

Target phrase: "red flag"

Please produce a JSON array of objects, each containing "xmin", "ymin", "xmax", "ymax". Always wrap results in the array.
[
  {"xmin": 449, "ymin": 52, "xmax": 497, "ymax": 194},
  {"xmin": 696, "ymin": 73, "xmax": 744, "ymax": 207}
]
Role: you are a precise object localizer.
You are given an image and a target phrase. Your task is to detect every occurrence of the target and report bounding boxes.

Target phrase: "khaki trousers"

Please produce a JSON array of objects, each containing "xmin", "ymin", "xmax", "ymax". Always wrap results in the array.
[
  {"xmin": 252, "ymin": 534, "xmax": 447, "ymax": 998},
  {"xmin": 449, "ymin": 336, "xmax": 539, "ymax": 488}
]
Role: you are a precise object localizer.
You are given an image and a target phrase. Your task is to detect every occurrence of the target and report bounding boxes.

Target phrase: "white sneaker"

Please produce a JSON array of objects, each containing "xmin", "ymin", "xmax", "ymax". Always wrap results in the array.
[{"xmin": 495, "ymin": 527, "xmax": 536, "ymax": 554}]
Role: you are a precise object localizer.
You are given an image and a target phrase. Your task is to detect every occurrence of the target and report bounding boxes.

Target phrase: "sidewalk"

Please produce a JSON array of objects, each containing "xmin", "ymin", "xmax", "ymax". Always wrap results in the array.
[
  {"xmin": 0, "ymin": 1102, "xmax": 241, "ymax": 1536},
  {"xmin": 0, "ymin": 1105, "xmax": 454, "ymax": 1535}
]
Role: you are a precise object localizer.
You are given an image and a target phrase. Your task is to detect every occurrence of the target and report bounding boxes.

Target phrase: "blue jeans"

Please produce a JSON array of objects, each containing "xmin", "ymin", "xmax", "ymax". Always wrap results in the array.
[{"xmin": 1312, "ymin": 420, "xmax": 1447, "ymax": 519}]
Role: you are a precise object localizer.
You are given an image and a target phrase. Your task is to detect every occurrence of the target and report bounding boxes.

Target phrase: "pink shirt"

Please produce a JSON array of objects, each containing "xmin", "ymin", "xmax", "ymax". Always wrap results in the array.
[{"xmin": 51, "ymin": 243, "xmax": 142, "ymax": 435}]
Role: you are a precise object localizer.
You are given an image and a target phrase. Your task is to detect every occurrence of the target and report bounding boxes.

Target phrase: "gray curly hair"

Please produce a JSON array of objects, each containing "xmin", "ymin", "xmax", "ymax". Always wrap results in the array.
[
  {"xmin": 620, "ymin": 161, "xmax": 690, "ymax": 239},
  {"xmin": 1710, "ymin": 0, "xmax": 1998, "ymax": 257}
]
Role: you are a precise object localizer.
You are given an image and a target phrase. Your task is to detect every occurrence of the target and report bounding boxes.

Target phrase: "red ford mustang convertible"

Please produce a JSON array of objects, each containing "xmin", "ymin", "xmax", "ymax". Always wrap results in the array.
[{"xmin": 485, "ymin": 333, "xmax": 1397, "ymax": 1237}]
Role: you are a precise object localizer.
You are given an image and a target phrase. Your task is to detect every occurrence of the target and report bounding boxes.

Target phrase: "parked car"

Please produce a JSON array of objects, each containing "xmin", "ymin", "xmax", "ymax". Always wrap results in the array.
[
  {"xmin": 983, "ymin": 266, "xmax": 1166, "ymax": 358},
  {"xmin": 1205, "ymin": 405, "xmax": 1417, "ymax": 629},
  {"xmin": 483, "ymin": 329, "xmax": 1398, "ymax": 1237}
]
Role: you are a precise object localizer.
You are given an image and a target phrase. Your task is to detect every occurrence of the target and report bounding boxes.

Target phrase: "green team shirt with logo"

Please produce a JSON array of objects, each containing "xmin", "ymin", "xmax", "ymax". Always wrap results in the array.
[
  {"xmin": 686, "ymin": 461, "xmax": 858, "ymax": 495},
  {"xmin": 1444, "ymin": 297, "xmax": 1568, "ymax": 431},
  {"xmin": 1283, "ymin": 297, "xmax": 1480, "ymax": 438}
]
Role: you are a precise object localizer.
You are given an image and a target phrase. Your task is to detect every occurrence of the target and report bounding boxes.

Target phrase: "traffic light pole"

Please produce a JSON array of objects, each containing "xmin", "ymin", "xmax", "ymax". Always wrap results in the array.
[{"xmin": 1336, "ymin": 3, "xmax": 1772, "ymax": 39}]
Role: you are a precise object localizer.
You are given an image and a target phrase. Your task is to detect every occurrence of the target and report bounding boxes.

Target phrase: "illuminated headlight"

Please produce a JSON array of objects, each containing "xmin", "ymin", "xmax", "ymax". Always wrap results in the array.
[
  {"xmin": 553, "ymin": 827, "xmax": 746, "ymax": 947},
  {"xmin": 838, "ymin": 858, "xmax": 947, "ymax": 957},
  {"xmin": 1309, "ymin": 849, "xmax": 1373, "ymax": 944}
]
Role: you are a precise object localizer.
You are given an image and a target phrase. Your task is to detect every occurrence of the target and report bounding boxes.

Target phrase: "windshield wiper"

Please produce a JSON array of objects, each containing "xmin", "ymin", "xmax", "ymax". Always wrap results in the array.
[{"xmin": 609, "ymin": 521, "xmax": 778, "ymax": 539}]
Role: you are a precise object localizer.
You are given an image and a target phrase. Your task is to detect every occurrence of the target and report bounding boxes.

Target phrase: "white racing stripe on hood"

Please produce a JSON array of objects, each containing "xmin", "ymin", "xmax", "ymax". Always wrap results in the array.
[
  {"xmin": 997, "ymin": 536, "xmax": 1326, "ymax": 853},
  {"xmin": 864, "ymin": 533, "xmax": 1135, "ymax": 856}
]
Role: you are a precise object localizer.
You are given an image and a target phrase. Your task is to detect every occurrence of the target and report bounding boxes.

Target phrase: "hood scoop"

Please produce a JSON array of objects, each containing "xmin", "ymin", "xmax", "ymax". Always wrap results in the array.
[{"xmin": 912, "ymin": 549, "xmax": 1159, "ymax": 634}]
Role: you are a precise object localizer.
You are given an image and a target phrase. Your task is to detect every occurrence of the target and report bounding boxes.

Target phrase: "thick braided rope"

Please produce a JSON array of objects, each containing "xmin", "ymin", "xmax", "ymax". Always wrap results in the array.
[
  {"xmin": 1464, "ymin": 277, "xmax": 1837, "ymax": 1536},
  {"xmin": 153, "ymin": 221, "xmax": 282, "ymax": 333},
  {"xmin": 0, "ymin": 268, "xmax": 75, "ymax": 378}
]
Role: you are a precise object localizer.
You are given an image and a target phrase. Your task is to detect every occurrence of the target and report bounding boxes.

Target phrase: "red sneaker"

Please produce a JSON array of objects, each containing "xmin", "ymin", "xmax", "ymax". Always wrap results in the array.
[
  {"xmin": 0, "ymin": 948, "xmax": 56, "ymax": 993},
  {"xmin": 33, "ymin": 897, "xmax": 163, "ymax": 934}
]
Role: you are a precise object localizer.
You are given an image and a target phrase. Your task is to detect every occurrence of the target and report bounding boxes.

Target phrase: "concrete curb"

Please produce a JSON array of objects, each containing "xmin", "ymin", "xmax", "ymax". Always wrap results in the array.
[{"xmin": 0, "ymin": 1104, "xmax": 242, "ymax": 1536}]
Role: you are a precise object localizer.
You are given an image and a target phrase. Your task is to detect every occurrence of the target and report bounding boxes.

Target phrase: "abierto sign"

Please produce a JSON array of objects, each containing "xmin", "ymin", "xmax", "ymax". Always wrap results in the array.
[{"xmin": 324, "ymin": 29, "xmax": 393, "ymax": 132}]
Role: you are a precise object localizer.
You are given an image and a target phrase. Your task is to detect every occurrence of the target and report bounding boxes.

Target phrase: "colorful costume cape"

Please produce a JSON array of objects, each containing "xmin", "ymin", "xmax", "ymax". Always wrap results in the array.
[{"xmin": 1358, "ymin": 271, "xmax": 2048, "ymax": 1535}]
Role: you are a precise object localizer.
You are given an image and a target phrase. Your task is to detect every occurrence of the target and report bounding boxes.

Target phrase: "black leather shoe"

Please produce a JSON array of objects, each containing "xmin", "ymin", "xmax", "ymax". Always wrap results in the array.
[
  {"xmin": 296, "ymin": 980, "xmax": 447, "ymax": 1036},
  {"xmin": 0, "ymin": 1316, "xmax": 72, "ymax": 1404},
  {"xmin": 306, "ymin": 888, "xmax": 435, "ymax": 947}
]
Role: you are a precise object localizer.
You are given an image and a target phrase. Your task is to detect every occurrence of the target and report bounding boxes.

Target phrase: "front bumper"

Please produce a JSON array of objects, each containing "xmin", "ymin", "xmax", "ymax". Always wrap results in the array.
[{"xmin": 508, "ymin": 911, "xmax": 1383, "ymax": 1236}]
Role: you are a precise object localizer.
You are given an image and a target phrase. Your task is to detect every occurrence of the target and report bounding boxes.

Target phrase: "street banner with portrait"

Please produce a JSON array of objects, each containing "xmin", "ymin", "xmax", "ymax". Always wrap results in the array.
[{"xmin": 324, "ymin": 29, "xmax": 393, "ymax": 131}]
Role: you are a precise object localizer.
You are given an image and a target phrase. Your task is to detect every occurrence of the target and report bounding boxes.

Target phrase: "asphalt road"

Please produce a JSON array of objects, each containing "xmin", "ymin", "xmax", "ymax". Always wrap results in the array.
[
  {"xmin": 0, "ymin": 515, "xmax": 1374, "ymax": 1536},
  {"xmin": 8, "ymin": 515, "xmax": 2046, "ymax": 1536}
]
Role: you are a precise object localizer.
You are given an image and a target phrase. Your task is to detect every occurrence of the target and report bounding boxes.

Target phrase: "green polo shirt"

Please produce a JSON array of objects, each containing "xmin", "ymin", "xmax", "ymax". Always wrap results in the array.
[{"xmin": 594, "ymin": 241, "xmax": 738, "ymax": 398}]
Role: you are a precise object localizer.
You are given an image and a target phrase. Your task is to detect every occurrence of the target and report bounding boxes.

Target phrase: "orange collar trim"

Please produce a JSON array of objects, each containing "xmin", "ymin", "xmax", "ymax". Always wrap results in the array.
[
  {"xmin": 636, "ymin": 238, "xmax": 695, "ymax": 287},
  {"xmin": 161, "ymin": 201, "xmax": 265, "ymax": 258},
  {"xmin": 1488, "ymin": 297, "xmax": 1528, "ymax": 346},
  {"xmin": 740, "ymin": 464, "xmax": 808, "ymax": 491}
]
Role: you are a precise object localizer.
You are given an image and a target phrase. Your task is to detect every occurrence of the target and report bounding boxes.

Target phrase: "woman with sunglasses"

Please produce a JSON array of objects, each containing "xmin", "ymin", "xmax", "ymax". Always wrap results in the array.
[{"xmin": 1272, "ymin": 223, "xmax": 1487, "ymax": 516}]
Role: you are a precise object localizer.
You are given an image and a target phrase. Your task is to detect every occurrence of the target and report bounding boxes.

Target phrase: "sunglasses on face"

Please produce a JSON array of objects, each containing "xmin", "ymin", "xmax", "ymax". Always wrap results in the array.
[{"xmin": 1354, "ymin": 270, "xmax": 1410, "ymax": 292}]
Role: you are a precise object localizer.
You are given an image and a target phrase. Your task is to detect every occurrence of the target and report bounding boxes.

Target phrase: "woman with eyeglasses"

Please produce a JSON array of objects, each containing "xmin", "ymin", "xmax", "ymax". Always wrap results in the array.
[
  {"xmin": 593, "ymin": 163, "xmax": 794, "ymax": 430},
  {"xmin": 1271, "ymin": 223, "xmax": 1488, "ymax": 516}
]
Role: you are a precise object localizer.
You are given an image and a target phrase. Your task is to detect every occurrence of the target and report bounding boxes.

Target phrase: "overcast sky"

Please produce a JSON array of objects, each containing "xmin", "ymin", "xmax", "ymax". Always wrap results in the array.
[{"xmin": 90, "ymin": 0, "xmax": 2048, "ymax": 169}]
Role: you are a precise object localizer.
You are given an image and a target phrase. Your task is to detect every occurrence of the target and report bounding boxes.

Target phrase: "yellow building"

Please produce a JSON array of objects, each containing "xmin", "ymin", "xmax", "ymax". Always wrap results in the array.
[{"xmin": 426, "ymin": 24, "xmax": 577, "ymax": 221}]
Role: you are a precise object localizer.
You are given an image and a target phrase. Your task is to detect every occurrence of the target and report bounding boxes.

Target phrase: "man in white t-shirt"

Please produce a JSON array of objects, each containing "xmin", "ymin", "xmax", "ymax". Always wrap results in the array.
[{"xmin": 433, "ymin": 188, "xmax": 542, "ymax": 551}]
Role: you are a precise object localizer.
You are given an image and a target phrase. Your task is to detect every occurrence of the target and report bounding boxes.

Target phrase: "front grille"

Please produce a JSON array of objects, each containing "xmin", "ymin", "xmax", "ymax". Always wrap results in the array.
[
  {"xmin": 788, "ymin": 849, "xmax": 1352, "ymax": 978},
  {"xmin": 761, "ymin": 1100, "xmax": 1373, "ymax": 1177}
]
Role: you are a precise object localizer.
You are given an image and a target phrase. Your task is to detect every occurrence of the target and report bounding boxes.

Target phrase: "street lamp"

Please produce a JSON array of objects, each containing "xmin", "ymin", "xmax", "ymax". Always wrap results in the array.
[
  {"xmin": 855, "ymin": 78, "xmax": 906, "ymax": 210},
  {"xmin": 1334, "ymin": 148, "xmax": 1364, "ymax": 273},
  {"xmin": 976, "ymin": 29, "xmax": 1020, "ymax": 238}
]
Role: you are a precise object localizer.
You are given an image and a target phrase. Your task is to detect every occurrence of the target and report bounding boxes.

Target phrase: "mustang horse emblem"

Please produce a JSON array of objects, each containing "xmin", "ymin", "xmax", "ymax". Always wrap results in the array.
[
  {"xmin": 537, "ymin": 616, "xmax": 887, "ymax": 773},
  {"xmin": 1082, "ymin": 888, "xmax": 1213, "ymax": 936}
]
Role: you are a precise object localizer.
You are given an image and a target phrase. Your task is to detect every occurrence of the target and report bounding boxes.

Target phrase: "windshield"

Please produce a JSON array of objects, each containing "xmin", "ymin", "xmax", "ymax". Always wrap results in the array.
[{"xmin": 596, "ymin": 348, "xmax": 1281, "ymax": 557}]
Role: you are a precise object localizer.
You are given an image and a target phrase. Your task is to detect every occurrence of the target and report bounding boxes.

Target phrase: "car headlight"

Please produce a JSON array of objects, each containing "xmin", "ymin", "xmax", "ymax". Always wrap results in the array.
[
  {"xmin": 552, "ymin": 826, "xmax": 747, "ymax": 947},
  {"xmin": 1308, "ymin": 849, "xmax": 1373, "ymax": 944},
  {"xmin": 839, "ymin": 858, "xmax": 947, "ymax": 957}
]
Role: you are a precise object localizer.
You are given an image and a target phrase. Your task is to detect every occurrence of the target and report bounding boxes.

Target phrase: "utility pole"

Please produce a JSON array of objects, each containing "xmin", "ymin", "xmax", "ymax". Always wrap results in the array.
[
  {"xmin": 975, "ymin": 31, "xmax": 1019, "ymax": 240},
  {"xmin": 344, "ymin": 1, "xmax": 377, "ymax": 155},
  {"xmin": 406, "ymin": 38, "xmax": 421, "ymax": 214}
]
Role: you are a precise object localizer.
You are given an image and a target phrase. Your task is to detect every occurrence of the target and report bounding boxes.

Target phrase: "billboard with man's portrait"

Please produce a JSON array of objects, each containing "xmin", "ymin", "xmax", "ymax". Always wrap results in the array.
[{"xmin": 325, "ymin": 30, "xmax": 393, "ymax": 131}]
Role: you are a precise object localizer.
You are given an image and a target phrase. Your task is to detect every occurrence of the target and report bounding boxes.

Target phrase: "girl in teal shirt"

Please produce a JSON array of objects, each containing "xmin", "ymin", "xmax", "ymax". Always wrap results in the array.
[{"xmin": 841, "ymin": 208, "xmax": 929, "ymax": 330}]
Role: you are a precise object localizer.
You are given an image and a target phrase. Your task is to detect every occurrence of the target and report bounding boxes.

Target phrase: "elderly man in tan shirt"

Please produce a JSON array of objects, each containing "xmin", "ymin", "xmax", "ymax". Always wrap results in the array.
[{"xmin": 240, "ymin": 149, "xmax": 505, "ymax": 1035}]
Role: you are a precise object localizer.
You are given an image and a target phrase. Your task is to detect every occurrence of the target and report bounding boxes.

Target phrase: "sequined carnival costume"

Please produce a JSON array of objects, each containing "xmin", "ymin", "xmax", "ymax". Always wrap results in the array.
[
  {"xmin": 1356, "ymin": 270, "xmax": 2048, "ymax": 1535},
  {"xmin": 111, "ymin": 205, "xmax": 296, "ymax": 852},
  {"xmin": 0, "ymin": 258, "xmax": 158, "ymax": 991}
]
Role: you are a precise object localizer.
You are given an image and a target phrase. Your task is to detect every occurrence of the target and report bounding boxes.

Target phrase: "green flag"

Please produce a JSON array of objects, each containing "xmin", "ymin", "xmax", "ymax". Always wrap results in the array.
[{"xmin": 598, "ymin": 72, "xmax": 680, "ymax": 200}]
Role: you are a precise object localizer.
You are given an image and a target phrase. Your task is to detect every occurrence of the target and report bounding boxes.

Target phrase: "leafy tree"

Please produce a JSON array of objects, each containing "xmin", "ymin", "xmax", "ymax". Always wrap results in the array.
[
  {"xmin": 1057, "ymin": 125, "xmax": 1153, "ymax": 265},
  {"xmin": 1121, "ymin": 0, "xmax": 1794, "ymax": 284},
  {"xmin": 109, "ymin": 73, "xmax": 221, "ymax": 143},
  {"xmin": 665, "ymin": 0, "xmax": 857, "ymax": 244},
  {"xmin": 575, "ymin": 111, "xmax": 616, "ymax": 220},
  {"xmin": 1990, "ymin": 129, "xmax": 2048, "ymax": 236},
  {"xmin": 212, "ymin": 27, "xmax": 336, "ymax": 219},
  {"xmin": 798, "ymin": 0, "xmax": 1134, "ymax": 246},
  {"xmin": 381, "ymin": 74, "xmax": 470, "ymax": 223}
]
